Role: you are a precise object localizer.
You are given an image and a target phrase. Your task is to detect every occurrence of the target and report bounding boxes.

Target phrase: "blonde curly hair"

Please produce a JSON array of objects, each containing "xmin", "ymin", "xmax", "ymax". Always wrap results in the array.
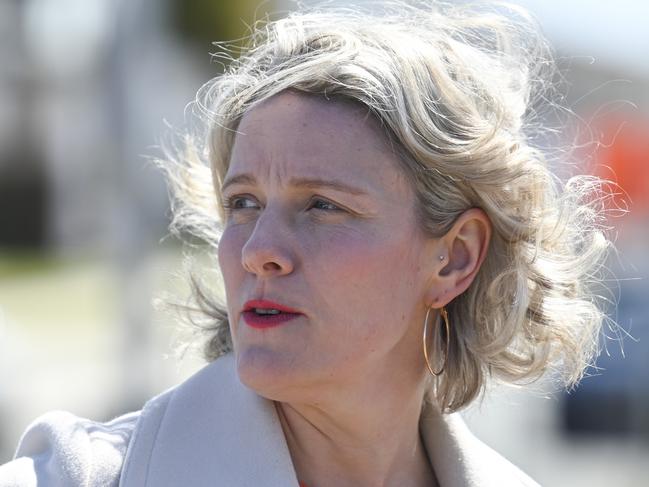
[{"xmin": 160, "ymin": 1, "xmax": 614, "ymax": 412}]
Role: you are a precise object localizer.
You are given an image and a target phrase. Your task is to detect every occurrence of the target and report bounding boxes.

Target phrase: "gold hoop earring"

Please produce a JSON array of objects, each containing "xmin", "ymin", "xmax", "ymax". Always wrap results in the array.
[{"xmin": 422, "ymin": 306, "xmax": 450, "ymax": 376}]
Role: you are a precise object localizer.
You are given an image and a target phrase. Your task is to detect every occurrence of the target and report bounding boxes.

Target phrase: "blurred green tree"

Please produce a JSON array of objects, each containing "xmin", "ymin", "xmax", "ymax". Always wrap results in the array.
[{"xmin": 168, "ymin": 0, "xmax": 278, "ymax": 53}]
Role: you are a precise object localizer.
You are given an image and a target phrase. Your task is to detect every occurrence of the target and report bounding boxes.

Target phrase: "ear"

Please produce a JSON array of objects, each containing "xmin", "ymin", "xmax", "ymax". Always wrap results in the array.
[{"xmin": 426, "ymin": 208, "xmax": 492, "ymax": 308}]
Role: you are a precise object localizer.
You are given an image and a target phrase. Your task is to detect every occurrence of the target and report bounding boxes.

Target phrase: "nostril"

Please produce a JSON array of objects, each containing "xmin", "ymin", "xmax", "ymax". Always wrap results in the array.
[
  {"xmin": 240, "ymin": 225, "xmax": 294, "ymax": 276},
  {"xmin": 241, "ymin": 246, "xmax": 293, "ymax": 276},
  {"xmin": 263, "ymin": 261, "xmax": 282, "ymax": 272}
]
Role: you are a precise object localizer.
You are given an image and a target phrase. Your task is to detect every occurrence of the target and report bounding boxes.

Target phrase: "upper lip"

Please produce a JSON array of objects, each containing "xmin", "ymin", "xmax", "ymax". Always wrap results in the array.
[{"xmin": 243, "ymin": 299, "xmax": 302, "ymax": 314}]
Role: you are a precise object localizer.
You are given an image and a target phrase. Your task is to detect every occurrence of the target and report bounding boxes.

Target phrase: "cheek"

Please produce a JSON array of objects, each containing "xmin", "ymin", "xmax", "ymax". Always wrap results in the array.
[
  {"xmin": 217, "ymin": 227, "xmax": 247, "ymax": 296},
  {"xmin": 217, "ymin": 227, "xmax": 250, "ymax": 346},
  {"xmin": 311, "ymin": 226, "xmax": 415, "ymax": 284},
  {"xmin": 307, "ymin": 225, "xmax": 422, "ymax": 319}
]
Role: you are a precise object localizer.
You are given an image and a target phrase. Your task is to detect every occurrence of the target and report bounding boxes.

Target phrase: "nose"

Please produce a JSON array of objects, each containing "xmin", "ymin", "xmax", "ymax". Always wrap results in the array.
[{"xmin": 241, "ymin": 210, "xmax": 295, "ymax": 277}]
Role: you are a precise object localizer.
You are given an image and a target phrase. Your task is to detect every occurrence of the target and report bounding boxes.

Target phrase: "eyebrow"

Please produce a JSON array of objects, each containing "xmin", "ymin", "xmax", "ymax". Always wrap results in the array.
[{"xmin": 220, "ymin": 173, "xmax": 369, "ymax": 196}]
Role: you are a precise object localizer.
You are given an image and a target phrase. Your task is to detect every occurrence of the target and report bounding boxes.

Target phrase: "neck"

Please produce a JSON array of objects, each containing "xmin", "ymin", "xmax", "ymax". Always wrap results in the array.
[{"xmin": 275, "ymin": 375, "xmax": 438, "ymax": 487}]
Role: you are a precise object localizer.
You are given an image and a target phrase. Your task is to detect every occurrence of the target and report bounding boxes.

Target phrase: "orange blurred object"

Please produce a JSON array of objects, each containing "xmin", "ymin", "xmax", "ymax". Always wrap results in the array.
[{"xmin": 594, "ymin": 115, "xmax": 649, "ymax": 215}]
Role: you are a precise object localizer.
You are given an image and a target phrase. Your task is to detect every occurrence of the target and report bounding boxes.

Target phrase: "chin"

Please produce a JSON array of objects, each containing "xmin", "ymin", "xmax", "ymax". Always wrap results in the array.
[{"xmin": 234, "ymin": 345, "xmax": 305, "ymax": 401}]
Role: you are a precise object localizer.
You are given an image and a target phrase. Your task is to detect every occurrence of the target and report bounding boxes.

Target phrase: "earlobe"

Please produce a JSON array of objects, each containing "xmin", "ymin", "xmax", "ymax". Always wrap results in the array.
[{"xmin": 427, "ymin": 208, "xmax": 492, "ymax": 307}]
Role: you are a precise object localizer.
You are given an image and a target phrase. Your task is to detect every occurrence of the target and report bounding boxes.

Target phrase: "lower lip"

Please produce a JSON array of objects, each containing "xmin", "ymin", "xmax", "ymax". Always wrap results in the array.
[{"xmin": 242, "ymin": 311, "xmax": 302, "ymax": 329}]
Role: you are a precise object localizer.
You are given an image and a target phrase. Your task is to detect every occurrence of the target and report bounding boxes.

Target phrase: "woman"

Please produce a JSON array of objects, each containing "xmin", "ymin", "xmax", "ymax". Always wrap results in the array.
[{"xmin": 0, "ymin": 1, "xmax": 611, "ymax": 486}]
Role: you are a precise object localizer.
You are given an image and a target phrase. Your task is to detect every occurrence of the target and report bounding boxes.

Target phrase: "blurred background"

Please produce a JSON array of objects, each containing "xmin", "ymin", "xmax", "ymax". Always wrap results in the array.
[{"xmin": 0, "ymin": 0, "xmax": 647, "ymax": 485}]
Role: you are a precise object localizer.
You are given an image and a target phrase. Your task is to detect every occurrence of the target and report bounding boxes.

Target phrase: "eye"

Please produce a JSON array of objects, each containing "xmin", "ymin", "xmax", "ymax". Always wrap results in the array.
[
  {"xmin": 309, "ymin": 198, "xmax": 343, "ymax": 212},
  {"xmin": 222, "ymin": 195, "xmax": 259, "ymax": 211}
]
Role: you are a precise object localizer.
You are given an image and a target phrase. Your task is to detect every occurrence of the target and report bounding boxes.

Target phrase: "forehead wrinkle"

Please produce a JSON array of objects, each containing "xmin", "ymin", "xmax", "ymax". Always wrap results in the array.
[
  {"xmin": 226, "ymin": 91, "xmax": 411, "ymax": 201},
  {"xmin": 244, "ymin": 91, "xmax": 391, "ymax": 156}
]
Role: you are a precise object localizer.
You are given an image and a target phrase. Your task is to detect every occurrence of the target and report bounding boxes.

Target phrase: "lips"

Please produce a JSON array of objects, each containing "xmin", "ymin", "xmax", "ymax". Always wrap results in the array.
[
  {"xmin": 242, "ymin": 299, "xmax": 303, "ymax": 329},
  {"xmin": 243, "ymin": 299, "xmax": 302, "ymax": 314}
]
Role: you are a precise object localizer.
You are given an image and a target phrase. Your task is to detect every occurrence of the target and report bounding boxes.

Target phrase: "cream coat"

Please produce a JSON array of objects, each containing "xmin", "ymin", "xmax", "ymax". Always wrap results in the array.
[{"xmin": 0, "ymin": 354, "xmax": 539, "ymax": 486}]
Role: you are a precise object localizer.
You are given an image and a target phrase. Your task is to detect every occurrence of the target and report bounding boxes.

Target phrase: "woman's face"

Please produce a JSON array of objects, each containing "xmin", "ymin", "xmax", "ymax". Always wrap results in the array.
[{"xmin": 218, "ymin": 91, "xmax": 439, "ymax": 402}]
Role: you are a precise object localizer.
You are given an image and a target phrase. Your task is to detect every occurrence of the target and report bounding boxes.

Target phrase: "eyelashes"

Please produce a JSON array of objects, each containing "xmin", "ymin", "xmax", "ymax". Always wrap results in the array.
[
  {"xmin": 222, "ymin": 195, "xmax": 344, "ymax": 214},
  {"xmin": 221, "ymin": 195, "xmax": 259, "ymax": 211},
  {"xmin": 309, "ymin": 199, "xmax": 342, "ymax": 212}
]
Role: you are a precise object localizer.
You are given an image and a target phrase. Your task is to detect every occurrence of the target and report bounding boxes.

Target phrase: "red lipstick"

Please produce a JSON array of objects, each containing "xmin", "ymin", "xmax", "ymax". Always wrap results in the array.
[{"xmin": 242, "ymin": 299, "xmax": 302, "ymax": 329}]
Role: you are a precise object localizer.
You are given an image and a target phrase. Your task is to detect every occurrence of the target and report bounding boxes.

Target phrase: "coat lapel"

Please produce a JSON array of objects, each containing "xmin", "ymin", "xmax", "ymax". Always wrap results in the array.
[
  {"xmin": 420, "ymin": 401, "xmax": 539, "ymax": 487},
  {"xmin": 120, "ymin": 353, "xmax": 300, "ymax": 487}
]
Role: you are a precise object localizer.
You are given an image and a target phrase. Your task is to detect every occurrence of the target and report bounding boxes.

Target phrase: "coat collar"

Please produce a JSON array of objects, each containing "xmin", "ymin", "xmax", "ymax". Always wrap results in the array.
[{"xmin": 120, "ymin": 354, "xmax": 536, "ymax": 487}]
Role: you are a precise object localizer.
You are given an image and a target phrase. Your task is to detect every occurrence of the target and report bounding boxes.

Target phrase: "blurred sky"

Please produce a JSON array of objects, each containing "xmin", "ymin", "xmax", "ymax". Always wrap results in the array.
[{"xmin": 514, "ymin": 0, "xmax": 649, "ymax": 77}]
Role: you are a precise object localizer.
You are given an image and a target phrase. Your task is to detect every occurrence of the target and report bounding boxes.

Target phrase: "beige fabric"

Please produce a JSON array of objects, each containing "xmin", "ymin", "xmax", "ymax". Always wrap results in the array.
[
  {"xmin": 0, "ymin": 410, "xmax": 138, "ymax": 487},
  {"xmin": 1, "ymin": 353, "xmax": 539, "ymax": 486}
]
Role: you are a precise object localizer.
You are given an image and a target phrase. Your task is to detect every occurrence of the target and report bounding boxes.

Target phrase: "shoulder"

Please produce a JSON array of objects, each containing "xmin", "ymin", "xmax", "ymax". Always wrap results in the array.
[
  {"xmin": 448, "ymin": 413, "xmax": 540, "ymax": 486},
  {"xmin": 421, "ymin": 405, "xmax": 540, "ymax": 487},
  {"xmin": 0, "ymin": 409, "xmax": 140, "ymax": 487},
  {"xmin": 0, "ymin": 359, "xmax": 228, "ymax": 487}
]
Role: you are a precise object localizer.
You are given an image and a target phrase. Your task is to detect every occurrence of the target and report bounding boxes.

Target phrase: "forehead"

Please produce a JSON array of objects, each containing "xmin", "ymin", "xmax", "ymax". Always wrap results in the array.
[{"xmin": 228, "ymin": 91, "xmax": 406, "ymax": 187}]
